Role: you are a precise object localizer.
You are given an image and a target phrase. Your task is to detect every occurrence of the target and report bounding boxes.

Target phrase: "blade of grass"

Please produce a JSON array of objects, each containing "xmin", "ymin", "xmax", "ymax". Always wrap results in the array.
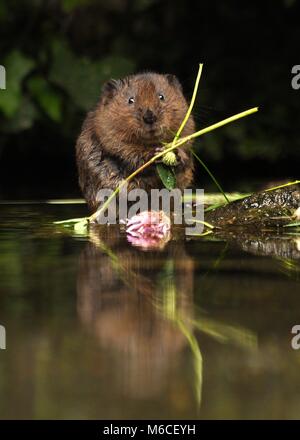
[
  {"xmin": 172, "ymin": 63, "xmax": 203, "ymax": 146},
  {"xmin": 54, "ymin": 217, "xmax": 88, "ymax": 224},
  {"xmin": 192, "ymin": 219, "xmax": 216, "ymax": 229},
  {"xmin": 283, "ymin": 221, "xmax": 300, "ymax": 228},
  {"xmin": 191, "ymin": 150, "xmax": 229, "ymax": 203},
  {"xmin": 204, "ymin": 193, "xmax": 252, "ymax": 212},
  {"xmin": 265, "ymin": 180, "xmax": 300, "ymax": 192},
  {"xmin": 203, "ymin": 180, "xmax": 299, "ymax": 212}
]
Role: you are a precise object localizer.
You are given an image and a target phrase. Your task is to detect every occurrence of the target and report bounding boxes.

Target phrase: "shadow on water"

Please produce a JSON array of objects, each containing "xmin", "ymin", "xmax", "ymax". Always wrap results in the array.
[{"xmin": 0, "ymin": 203, "xmax": 300, "ymax": 418}]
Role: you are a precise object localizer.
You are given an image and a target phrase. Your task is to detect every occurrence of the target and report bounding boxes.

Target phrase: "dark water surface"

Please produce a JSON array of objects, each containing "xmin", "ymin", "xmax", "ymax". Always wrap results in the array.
[{"xmin": 0, "ymin": 202, "xmax": 300, "ymax": 419}]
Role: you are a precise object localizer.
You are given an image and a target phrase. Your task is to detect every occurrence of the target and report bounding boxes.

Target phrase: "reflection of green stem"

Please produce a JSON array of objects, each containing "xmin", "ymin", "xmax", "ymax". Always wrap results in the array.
[
  {"xmin": 192, "ymin": 241, "xmax": 229, "ymax": 290},
  {"xmin": 89, "ymin": 232, "xmax": 154, "ymax": 294},
  {"xmin": 177, "ymin": 319, "xmax": 203, "ymax": 408},
  {"xmin": 55, "ymin": 217, "xmax": 87, "ymax": 224},
  {"xmin": 91, "ymin": 242, "xmax": 204, "ymax": 408},
  {"xmin": 161, "ymin": 260, "xmax": 177, "ymax": 320},
  {"xmin": 157, "ymin": 259, "xmax": 203, "ymax": 409},
  {"xmin": 277, "ymin": 256, "xmax": 300, "ymax": 281},
  {"xmin": 190, "ymin": 316, "xmax": 257, "ymax": 348}
]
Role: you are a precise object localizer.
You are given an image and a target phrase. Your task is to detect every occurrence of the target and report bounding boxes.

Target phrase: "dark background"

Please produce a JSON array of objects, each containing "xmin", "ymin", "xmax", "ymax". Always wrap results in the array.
[{"xmin": 0, "ymin": 0, "xmax": 299, "ymax": 200}]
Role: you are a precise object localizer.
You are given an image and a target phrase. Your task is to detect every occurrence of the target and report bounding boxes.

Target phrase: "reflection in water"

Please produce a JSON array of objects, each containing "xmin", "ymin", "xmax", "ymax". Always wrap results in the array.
[
  {"xmin": 215, "ymin": 232, "xmax": 300, "ymax": 281},
  {"xmin": 77, "ymin": 228, "xmax": 257, "ymax": 408},
  {"xmin": 77, "ymin": 228, "xmax": 196, "ymax": 401},
  {"xmin": 238, "ymin": 235, "xmax": 300, "ymax": 260},
  {"xmin": 126, "ymin": 210, "xmax": 171, "ymax": 250},
  {"xmin": 1, "ymin": 205, "xmax": 300, "ymax": 418}
]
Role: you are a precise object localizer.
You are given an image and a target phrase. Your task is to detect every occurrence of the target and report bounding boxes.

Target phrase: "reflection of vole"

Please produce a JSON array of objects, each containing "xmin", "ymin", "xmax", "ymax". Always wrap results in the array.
[
  {"xmin": 76, "ymin": 229, "xmax": 194, "ymax": 399},
  {"xmin": 76, "ymin": 73, "xmax": 195, "ymax": 211}
]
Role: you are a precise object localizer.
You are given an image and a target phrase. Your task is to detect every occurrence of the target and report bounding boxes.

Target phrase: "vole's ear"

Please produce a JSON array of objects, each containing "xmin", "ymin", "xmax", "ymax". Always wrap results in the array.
[
  {"xmin": 101, "ymin": 79, "xmax": 123, "ymax": 104},
  {"xmin": 165, "ymin": 74, "xmax": 182, "ymax": 92}
]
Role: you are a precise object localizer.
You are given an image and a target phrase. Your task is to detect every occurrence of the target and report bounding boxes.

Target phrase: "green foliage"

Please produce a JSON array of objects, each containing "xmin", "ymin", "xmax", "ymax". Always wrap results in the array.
[
  {"xmin": 0, "ymin": 0, "xmax": 299, "ymax": 179},
  {"xmin": 3, "ymin": 98, "xmax": 37, "ymax": 132},
  {"xmin": 28, "ymin": 76, "xmax": 63, "ymax": 122},
  {"xmin": 61, "ymin": 0, "xmax": 94, "ymax": 13},
  {"xmin": 49, "ymin": 41, "xmax": 134, "ymax": 111},
  {"xmin": 0, "ymin": 37, "xmax": 135, "ymax": 138},
  {"xmin": 0, "ymin": 2, "xmax": 8, "ymax": 20},
  {"xmin": 156, "ymin": 163, "xmax": 176, "ymax": 189},
  {"xmin": 0, "ymin": 51, "xmax": 33, "ymax": 117}
]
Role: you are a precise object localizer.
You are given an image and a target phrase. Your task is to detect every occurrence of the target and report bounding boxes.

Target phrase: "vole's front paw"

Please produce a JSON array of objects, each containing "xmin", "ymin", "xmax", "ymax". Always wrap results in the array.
[
  {"xmin": 154, "ymin": 146, "xmax": 165, "ymax": 163},
  {"xmin": 175, "ymin": 149, "xmax": 189, "ymax": 166},
  {"xmin": 154, "ymin": 147, "xmax": 189, "ymax": 167}
]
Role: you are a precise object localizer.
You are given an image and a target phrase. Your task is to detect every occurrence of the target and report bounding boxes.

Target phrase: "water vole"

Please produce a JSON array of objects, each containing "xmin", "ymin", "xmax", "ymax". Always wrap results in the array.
[{"xmin": 76, "ymin": 72, "xmax": 195, "ymax": 211}]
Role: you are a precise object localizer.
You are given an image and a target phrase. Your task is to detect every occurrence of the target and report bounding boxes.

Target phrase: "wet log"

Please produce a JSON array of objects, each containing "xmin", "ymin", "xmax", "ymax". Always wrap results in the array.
[{"xmin": 205, "ymin": 185, "xmax": 300, "ymax": 229}]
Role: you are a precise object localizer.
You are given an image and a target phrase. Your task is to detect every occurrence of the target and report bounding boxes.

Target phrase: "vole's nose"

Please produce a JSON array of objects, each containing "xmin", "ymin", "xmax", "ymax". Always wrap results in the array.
[{"xmin": 143, "ymin": 109, "xmax": 157, "ymax": 125}]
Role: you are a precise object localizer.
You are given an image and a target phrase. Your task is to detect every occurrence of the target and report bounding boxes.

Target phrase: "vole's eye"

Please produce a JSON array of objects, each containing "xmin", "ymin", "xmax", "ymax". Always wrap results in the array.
[
  {"xmin": 158, "ymin": 93, "xmax": 165, "ymax": 101},
  {"xmin": 128, "ymin": 97, "xmax": 135, "ymax": 104}
]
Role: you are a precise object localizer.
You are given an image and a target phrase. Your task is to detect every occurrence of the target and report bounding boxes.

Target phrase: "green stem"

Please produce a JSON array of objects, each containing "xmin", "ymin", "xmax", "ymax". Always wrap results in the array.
[
  {"xmin": 89, "ymin": 107, "xmax": 258, "ymax": 222},
  {"xmin": 265, "ymin": 180, "xmax": 300, "ymax": 192},
  {"xmin": 192, "ymin": 219, "xmax": 215, "ymax": 229},
  {"xmin": 177, "ymin": 319, "xmax": 203, "ymax": 407},
  {"xmin": 172, "ymin": 63, "xmax": 203, "ymax": 147},
  {"xmin": 191, "ymin": 150, "xmax": 229, "ymax": 203},
  {"xmin": 54, "ymin": 217, "xmax": 88, "ymax": 224}
]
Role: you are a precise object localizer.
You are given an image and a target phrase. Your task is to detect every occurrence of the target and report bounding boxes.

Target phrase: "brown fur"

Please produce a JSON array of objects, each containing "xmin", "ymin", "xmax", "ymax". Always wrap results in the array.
[{"xmin": 76, "ymin": 72, "xmax": 195, "ymax": 211}]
